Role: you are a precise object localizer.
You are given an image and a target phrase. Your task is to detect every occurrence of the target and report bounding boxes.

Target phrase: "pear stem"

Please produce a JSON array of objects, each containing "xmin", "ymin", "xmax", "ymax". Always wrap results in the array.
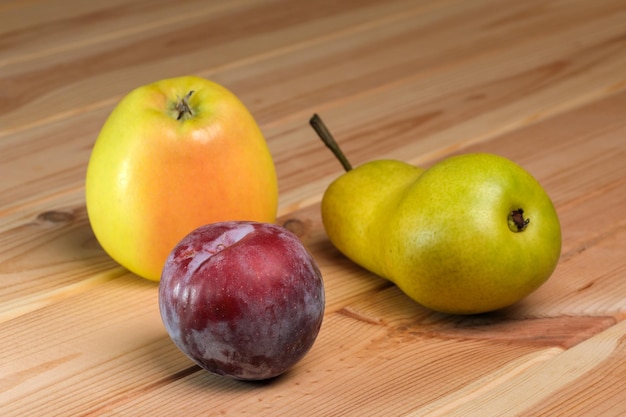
[{"xmin": 309, "ymin": 114, "xmax": 353, "ymax": 172}]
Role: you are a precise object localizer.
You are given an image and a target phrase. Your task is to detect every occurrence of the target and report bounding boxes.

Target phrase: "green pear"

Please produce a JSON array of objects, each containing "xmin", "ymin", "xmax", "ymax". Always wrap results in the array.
[
  {"xmin": 311, "ymin": 115, "xmax": 561, "ymax": 315},
  {"xmin": 322, "ymin": 160, "xmax": 424, "ymax": 278}
]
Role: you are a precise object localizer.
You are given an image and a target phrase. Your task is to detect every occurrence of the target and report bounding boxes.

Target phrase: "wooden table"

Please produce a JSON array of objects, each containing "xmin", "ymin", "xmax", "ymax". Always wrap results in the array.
[{"xmin": 1, "ymin": 0, "xmax": 625, "ymax": 415}]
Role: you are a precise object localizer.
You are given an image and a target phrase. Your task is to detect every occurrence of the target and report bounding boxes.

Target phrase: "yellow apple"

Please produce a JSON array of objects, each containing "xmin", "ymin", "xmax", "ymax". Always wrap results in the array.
[{"xmin": 85, "ymin": 76, "xmax": 278, "ymax": 281}]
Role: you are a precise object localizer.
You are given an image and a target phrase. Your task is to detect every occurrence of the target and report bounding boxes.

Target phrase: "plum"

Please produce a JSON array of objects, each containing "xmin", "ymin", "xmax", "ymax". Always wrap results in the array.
[{"xmin": 159, "ymin": 221, "xmax": 325, "ymax": 380}]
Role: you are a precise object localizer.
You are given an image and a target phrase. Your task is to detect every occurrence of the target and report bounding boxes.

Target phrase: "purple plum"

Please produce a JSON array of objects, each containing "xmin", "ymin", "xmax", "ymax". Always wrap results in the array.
[{"xmin": 159, "ymin": 221, "xmax": 325, "ymax": 380}]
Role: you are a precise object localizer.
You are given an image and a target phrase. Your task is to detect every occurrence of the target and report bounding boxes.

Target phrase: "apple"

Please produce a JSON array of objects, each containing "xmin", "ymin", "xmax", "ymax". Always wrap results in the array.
[
  {"xmin": 159, "ymin": 221, "xmax": 325, "ymax": 380},
  {"xmin": 85, "ymin": 76, "xmax": 278, "ymax": 281}
]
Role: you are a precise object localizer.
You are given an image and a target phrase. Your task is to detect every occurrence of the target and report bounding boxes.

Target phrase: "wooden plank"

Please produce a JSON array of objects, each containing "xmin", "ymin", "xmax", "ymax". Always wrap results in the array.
[
  {"xmin": 0, "ymin": 271, "xmax": 566, "ymax": 416},
  {"xmin": 2, "ymin": 0, "xmax": 625, "ymax": 218},
  {"xmin": 516, "ymin": 321, "xmax": 626, "ymax": 416},
  {"xmin": 0, "ymin": 92, "xmax": 624, "ymax": 414},
  {"xmin": 0, "ymin": 0, "xmax": 432, "ymax": 133},
  {"xmin": 0, "ymin": 0, "xmax": 447, "ymax": 213},
  {"xmin": 0, "ymin": 253, "xmax": 620, "ymax": 415},
  {"xmin": 3, "ymin": 89, "xmax": 624, "ymax": 323},
  {"xmin": 410, "ymin": 319, "xmax": 626, "ymax": 416},
  {"xmin": 1, "ymin": 1, "xmax": 626, "ymax": 415}
]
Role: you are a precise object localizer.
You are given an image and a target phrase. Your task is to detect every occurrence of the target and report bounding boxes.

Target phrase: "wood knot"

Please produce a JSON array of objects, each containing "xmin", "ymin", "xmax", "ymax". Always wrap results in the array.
[
  {"xmin": 282, "ymin": 218, "xmax": 309, "ymax": 238},
  {"xmin": 37, "ymin": 210, "xmax": 75, "ymax": 224}
]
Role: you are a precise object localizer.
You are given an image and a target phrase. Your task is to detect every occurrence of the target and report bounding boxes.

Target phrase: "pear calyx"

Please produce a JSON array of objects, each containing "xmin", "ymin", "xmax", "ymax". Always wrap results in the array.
[
  {"xmin": 508, "ymin": 208, "xmax": 530, "ymax": 232},
  {"xmin": 175, "ymin": 90, "xmax": 195, "ymax": 121}
]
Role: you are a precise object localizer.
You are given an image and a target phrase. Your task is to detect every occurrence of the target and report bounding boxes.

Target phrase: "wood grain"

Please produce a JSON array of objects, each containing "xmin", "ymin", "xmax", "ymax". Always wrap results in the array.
[{"xmin": 1, "ymin": 0, "xmax": 625, "ymax": 415}]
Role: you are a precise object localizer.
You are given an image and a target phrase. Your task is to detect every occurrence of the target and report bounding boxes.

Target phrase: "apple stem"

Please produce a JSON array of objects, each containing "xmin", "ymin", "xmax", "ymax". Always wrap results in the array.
[
  {"xmin": 176, "ymin": 90, "xmax": 195, "ymax": 121},
  {"xmin": 309, "ymin": 114, "xmax": 353, "ymax": 172}
]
